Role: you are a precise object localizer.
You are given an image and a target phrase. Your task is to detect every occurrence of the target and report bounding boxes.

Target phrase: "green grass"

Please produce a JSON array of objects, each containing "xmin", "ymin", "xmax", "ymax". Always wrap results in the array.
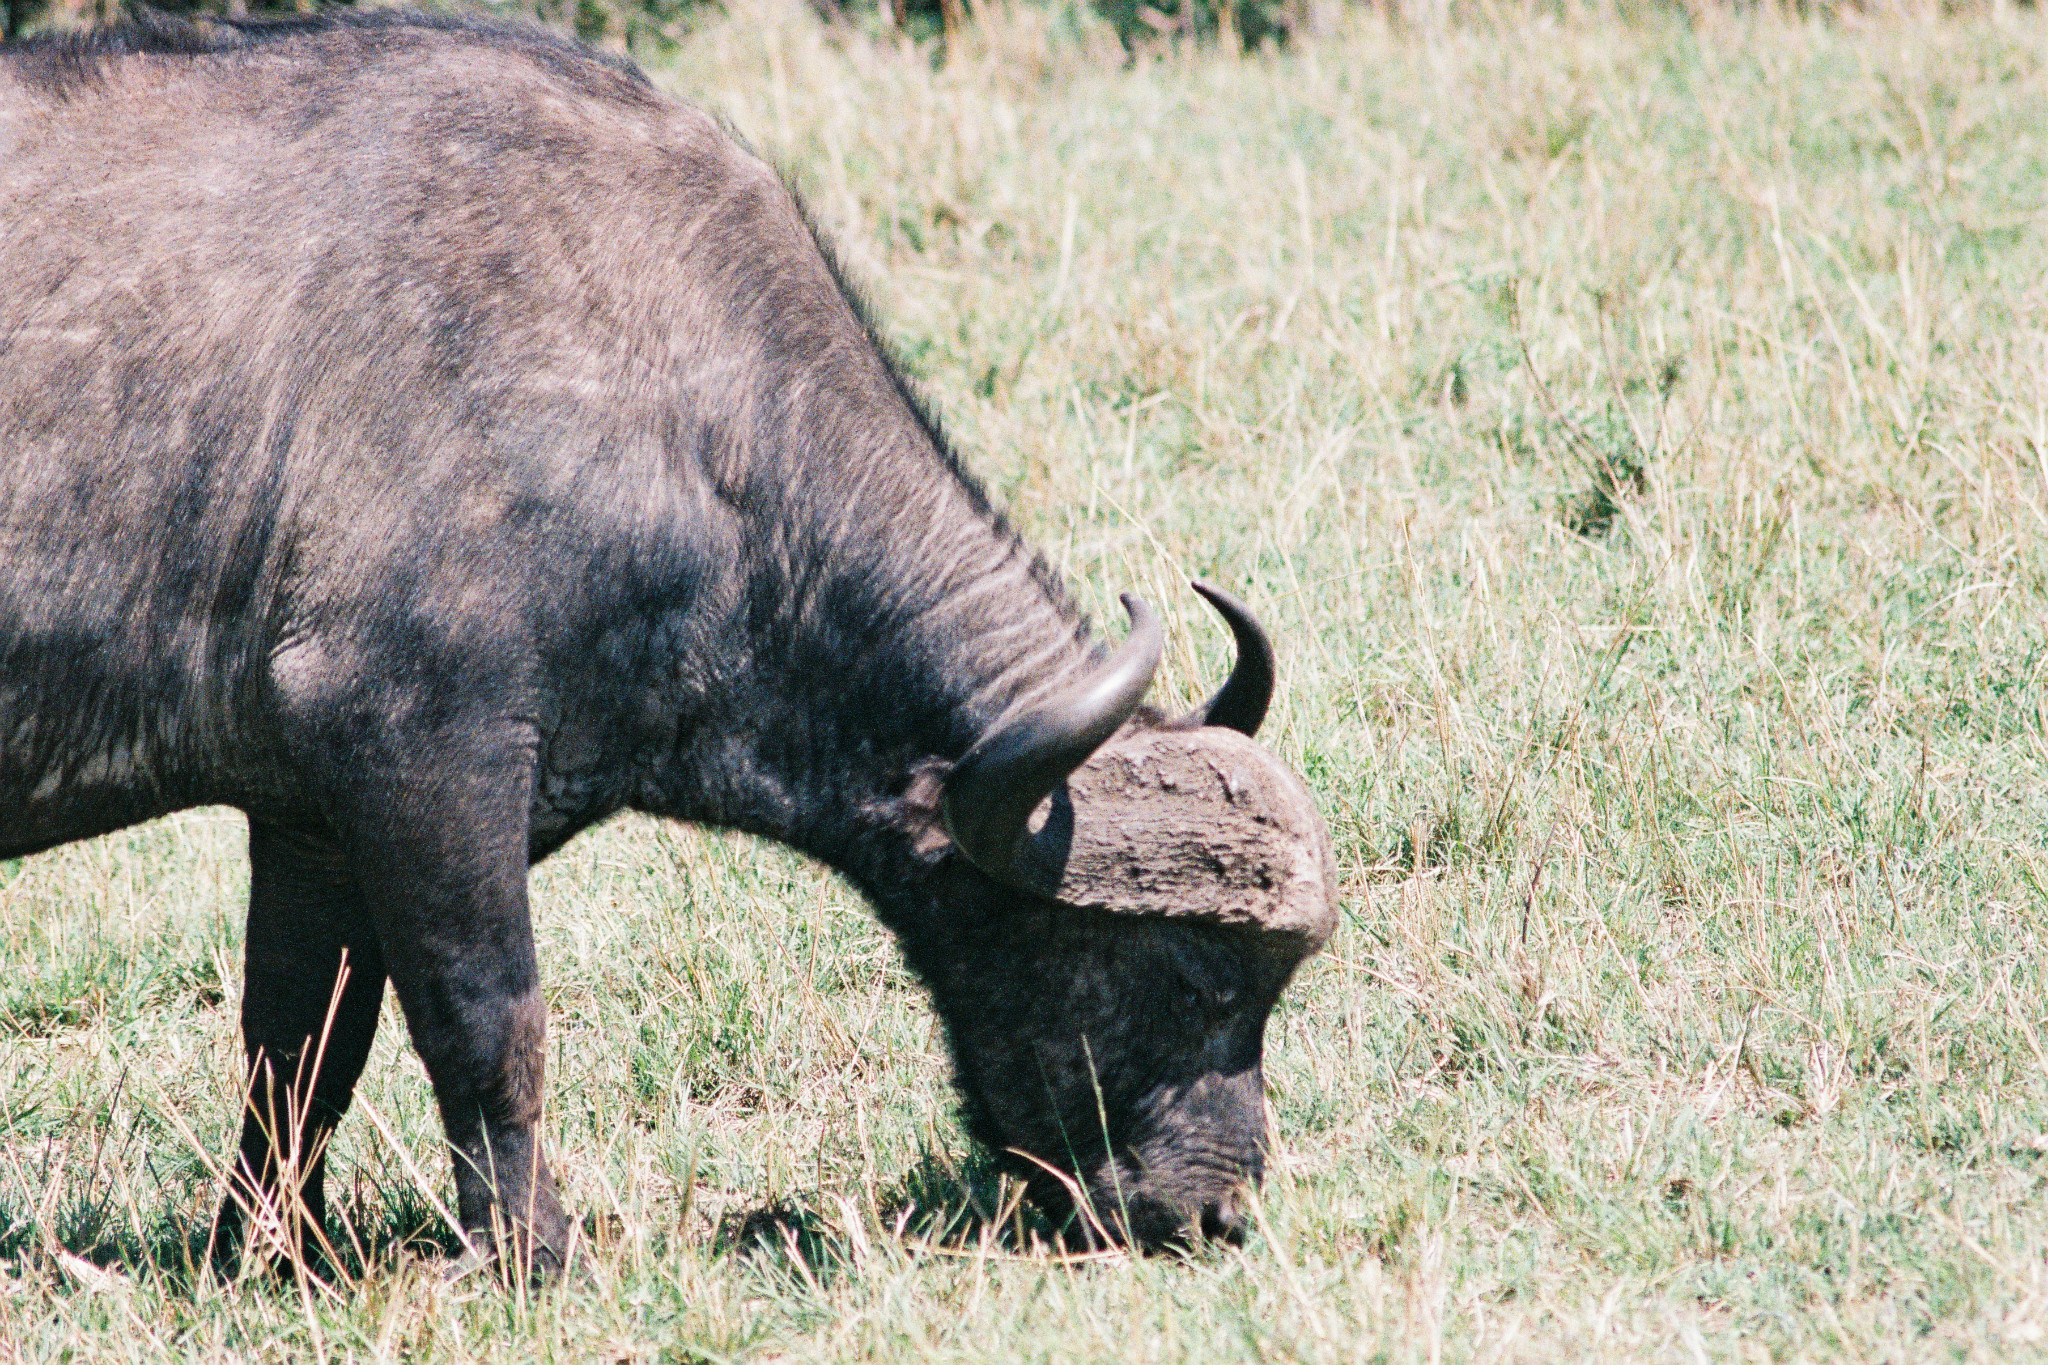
[{"xmin": 7, "ymin": 1, "xmax": 2048, "ymax": 1357}]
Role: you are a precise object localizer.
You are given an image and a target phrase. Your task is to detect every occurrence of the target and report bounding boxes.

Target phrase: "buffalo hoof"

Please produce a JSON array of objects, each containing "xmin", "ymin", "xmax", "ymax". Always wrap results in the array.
[{"xmin": 442, "ymin": 1231, "xmax": 571, "ymax": 1286}]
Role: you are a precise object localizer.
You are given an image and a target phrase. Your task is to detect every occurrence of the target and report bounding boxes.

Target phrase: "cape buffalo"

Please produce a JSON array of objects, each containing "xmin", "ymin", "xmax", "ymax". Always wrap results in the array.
[{"xmin": 0, "ymin": 9, "xmax": 1335, "ymax": 1269}]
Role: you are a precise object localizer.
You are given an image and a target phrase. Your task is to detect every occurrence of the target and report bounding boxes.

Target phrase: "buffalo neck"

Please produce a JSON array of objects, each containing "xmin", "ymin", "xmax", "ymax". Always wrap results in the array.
[
  {"xmin": 645, "ymin": 332, "xmax": 1102, "ymax": 893},
  {"xmin": 614, "ymin": 165, "xmax": 1105, "ymax": 885}
]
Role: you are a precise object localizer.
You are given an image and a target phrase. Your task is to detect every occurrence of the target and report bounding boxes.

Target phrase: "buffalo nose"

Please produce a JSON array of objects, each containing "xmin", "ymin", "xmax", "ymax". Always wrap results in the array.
[{"xmin": 1200, "ymin": 1199, "xmax": 1247, "ymax": 1246}]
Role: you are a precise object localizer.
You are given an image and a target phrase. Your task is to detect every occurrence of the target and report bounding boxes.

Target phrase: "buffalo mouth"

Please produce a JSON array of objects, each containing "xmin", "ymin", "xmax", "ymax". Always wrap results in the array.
[{"xmin": 1007, "ymin": 1153, "xmax": 1257, "ymax": 1252}]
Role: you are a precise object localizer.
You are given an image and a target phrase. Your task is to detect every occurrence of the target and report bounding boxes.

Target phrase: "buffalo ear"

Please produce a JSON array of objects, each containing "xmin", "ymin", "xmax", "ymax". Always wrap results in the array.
[
  {"xmin": 1035, "ymin": 728, "xmax": 1337, "ymax": 949},
  {"xmin": 872, "ymin": 758, "xmax": 957, "ymax": 861}
]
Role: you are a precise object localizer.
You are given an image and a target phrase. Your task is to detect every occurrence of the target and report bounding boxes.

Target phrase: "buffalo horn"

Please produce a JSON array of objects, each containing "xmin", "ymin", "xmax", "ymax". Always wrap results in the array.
[
  {"xmin": 941, "ymin": 594, "xmax": 1162, "ymax": 892},
  {"xmin": 1168, "ymin": 580, "xmax": 1274, "ymax": 738}
]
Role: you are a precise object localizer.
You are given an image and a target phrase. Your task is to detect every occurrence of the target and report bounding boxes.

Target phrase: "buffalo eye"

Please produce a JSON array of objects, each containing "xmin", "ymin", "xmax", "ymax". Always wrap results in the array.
[
  {"xmin": 1172, "ymin": 973, "xmax": 1237, "ymax": 1025},
  {"xmin": 1156, "ymin": 928, "xmax": 1250, "ymax": 1026}
]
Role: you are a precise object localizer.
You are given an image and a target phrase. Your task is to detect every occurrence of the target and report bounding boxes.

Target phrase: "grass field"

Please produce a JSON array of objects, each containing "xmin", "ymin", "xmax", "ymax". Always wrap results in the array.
[{"xmin": 7, "ymin": 1, "xmax": 2048, "ymax": 1358}]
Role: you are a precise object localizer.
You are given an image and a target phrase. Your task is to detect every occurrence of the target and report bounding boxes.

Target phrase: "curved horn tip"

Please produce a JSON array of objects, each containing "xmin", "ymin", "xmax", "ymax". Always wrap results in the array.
[
  {"xmin": 1119, "ymin": 591, "xmax": 1159, "ymax": 636},
  {"xmin": 1178, "ymin": 579, "xmax": 1275, "ymax": 739}
]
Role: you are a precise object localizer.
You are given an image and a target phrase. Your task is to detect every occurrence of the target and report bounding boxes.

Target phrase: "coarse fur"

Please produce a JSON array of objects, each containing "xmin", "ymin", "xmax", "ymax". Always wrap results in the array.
[{"xmin": 0, "ymin": 9, "xmax": 1333, "ymax": 1266}]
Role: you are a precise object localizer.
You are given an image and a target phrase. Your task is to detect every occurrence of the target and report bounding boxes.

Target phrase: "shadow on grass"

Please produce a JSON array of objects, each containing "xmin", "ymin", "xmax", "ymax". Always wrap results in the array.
[
  {"xmin": 0, "ymin": 1166, "xmax": 468, "ymax": 1294},
  {"xmin": 714, "ymin": 1144, "xmax": 1117, "ymax": 1285}
]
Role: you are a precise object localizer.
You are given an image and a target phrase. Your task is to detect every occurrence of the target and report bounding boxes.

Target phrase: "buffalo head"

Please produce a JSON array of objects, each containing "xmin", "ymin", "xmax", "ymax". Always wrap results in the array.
[{"xmin": 894, "ymin": 583, "xmax": 1335, "ymax": 1250}]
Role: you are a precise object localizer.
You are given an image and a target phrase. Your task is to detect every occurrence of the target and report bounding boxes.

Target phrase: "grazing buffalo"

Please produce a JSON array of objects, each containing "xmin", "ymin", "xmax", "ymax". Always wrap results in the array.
[{"xmin": 0, "ymin": 9, "xmax": 1335, "ymax": 1269}]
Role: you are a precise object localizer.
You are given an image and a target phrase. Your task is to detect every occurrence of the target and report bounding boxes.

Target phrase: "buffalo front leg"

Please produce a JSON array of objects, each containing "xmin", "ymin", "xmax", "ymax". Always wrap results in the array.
[
  {"xmin": 219, "ymin": 821, "xmax": 388, "ymax": 1269},
  {"xmin": 340, "ymin": 755, "xmax": 569, "ymax": 1277}
]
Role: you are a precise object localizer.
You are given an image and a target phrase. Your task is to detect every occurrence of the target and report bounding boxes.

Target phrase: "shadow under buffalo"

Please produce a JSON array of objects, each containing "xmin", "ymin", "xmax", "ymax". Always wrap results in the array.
[
  {"xmin": 0, "ymin": 1168, "xmax": 469, "ymax": 1294},
  {"xmin": 717, "ymin": 1148, "xmax": 1249, "ymax": 1283}
]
